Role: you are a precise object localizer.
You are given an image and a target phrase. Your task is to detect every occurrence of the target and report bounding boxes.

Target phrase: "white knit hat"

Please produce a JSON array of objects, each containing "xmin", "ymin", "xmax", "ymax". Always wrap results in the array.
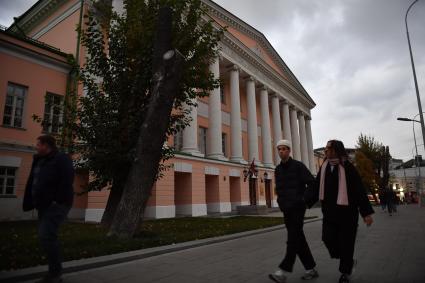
[{"xmin": 276, "ymin": 139, "xmax": 291, "ymax": 149}]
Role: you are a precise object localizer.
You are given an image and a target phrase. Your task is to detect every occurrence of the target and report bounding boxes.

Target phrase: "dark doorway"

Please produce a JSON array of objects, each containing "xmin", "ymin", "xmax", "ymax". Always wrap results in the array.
[
  {"xmin": 265, "ymin": 179, "xmax": 272, "ymax": 208},
  {"xmin": 249, "ymin": 178, "xmax": 257, "ymax": 205}
]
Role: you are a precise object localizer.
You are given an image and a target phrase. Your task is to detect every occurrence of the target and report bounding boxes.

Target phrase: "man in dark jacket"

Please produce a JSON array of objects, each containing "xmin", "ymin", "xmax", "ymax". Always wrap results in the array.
[
  {"xmin": 269, "ymin": 140, "xmax": 318, "ymax": 283},
  {"xmin": 23, "ymin": 135, "xmax": 74, "ymax": 283}
]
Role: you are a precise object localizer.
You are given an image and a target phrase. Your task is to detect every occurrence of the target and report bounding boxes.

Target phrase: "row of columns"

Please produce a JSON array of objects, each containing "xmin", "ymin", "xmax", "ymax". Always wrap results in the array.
[{"xmin": 181, "ymin": 58, "xmax": 316, "ymax": 173}]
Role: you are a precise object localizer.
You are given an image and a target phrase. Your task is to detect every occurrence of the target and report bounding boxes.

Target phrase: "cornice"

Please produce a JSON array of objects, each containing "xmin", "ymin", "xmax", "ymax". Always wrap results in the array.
[
  {"xmin": 202, "ymin": 0, "xmax": 314, "ymax": 105},
  {"xmin": 10, "ymin": 0, "xmax": 71, "ymax": 35},
  {"xmin": 220, "ymin": 33, "xmax": 314, "ymax": 111}
]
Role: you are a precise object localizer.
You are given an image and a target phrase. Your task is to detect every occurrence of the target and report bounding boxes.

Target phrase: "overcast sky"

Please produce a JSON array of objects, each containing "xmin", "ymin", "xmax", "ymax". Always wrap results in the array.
[{"xmin": 1, "ymin": 0, "xmax": 424, "ymax": 161}]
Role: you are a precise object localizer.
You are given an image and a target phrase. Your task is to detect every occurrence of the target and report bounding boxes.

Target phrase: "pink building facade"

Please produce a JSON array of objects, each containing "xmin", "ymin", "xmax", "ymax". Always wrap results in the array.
[{"xmin": 0, "ymin": 0, "xmax": 316, "ymax": 221}]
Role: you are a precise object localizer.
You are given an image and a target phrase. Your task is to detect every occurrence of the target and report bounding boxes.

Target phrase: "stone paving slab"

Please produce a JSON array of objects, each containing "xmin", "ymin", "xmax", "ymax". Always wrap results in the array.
[{"xmin": 4, "ymin": 205, "xmax": 425, "ymax": 283}]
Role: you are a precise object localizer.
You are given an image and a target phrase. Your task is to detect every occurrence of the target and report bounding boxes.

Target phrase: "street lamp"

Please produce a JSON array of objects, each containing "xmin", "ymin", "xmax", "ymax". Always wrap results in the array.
[
  {"xmin": 405, "ymin": 0, "xmax": 425, "ymax": 153},
  {"xmin": 397, "ymin": 114, "xmax": 424, "ymax": 205}
]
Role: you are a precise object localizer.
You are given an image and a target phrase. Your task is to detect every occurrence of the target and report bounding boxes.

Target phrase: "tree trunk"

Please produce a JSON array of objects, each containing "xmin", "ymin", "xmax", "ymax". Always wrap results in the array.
[
  {"xmin": 100, "ymin": 184, "xmax": 123, "ymax": 229},
  {"xmin": 108, "ymin": 7, "xmax": 184, "ymax": 238}
]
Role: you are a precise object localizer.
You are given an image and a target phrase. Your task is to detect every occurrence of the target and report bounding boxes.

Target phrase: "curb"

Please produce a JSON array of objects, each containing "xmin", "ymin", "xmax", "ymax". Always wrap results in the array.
[{"xmin": 0, "ymin": 217, "xmax": 322, "ymax": 282}]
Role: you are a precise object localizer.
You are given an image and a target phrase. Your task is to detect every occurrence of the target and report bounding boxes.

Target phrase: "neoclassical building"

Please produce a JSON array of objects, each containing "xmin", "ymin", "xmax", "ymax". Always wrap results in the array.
[{"xmin": 0, "ymin": 0, "xmax": 316, "ymax": 221}]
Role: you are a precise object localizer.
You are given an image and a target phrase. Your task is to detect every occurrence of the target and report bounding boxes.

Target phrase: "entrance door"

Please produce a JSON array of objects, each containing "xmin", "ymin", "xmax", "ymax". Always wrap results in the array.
[
  {"xmin": 249, "ymin": 178, "xmax": 257, "ymax": 205},
  {"xmin": 265, "ymin": 179, "xmax": 272, "ymax": 208}
]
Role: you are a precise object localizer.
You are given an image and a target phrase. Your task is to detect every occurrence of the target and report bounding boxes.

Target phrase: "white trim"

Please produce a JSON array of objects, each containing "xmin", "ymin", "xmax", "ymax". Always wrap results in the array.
[
  {"xmin": 205, "ymin": 166, "xmax": 220, "ymax": 176},
  {"xmin": 33, "ymin": 1, "xmax": 82, "ymax": 40},
  {"xmin": 68, "ymin": 208, "xmax": 85, "ymax": 219},
  {"xmin": 144, "ymin": 205, "xmax": 176, "ymax": 219},
  {"xmin": 258, "ymin": 200, "xmax": 267, "ymax": 205},
  {"xmin": 0, "ymin": 156, "xmax": 22, "ymax": 167},
  {"xmin": 176, "ymin": 204, "xmax": 207, "ymax": 216},
  {"xmin": 207, "ymin": 202, "xmax": 232, "ymax": 213},
  {"xmin": 0, "ymin": 197, "xmax": 36, "ymax": 220},
  {"xmin": 173, "ymin": 162, "xmax": 192, "ymax": 173},
  {"xmin": 272, "ymin": 200, "xmax": 278, "ymax": 208},
  {"xmin": 229, "ymin": 169, "xmax": 241, "ymax": 177},
  {"xmin": 84, "ymin": 208, "xmax": 104, "ymax": 223},
  {"xmin": 0, "ymin": 45, "xmax": 69, "ymax": 74},
  {"xmin": 176, "ymin": 153, "xmax": 275, "ymax": 171},
  {"xmin": 231, "ymin": 201, "xmax": 249, "ymax": 211}
]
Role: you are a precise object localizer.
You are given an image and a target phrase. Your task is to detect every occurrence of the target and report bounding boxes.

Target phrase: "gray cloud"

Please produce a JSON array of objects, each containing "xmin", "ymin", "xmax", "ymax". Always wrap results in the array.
[
  {"xmin": 1, "ymin": 0, "xmax": 424, "ymax": 161},
  {"xmin": 0, "ymin": 0, "xmax": 37, "ymax": 27},
  {"xmin": 215, "ymin": 0, "xmax": 425, "ymax": 161}
]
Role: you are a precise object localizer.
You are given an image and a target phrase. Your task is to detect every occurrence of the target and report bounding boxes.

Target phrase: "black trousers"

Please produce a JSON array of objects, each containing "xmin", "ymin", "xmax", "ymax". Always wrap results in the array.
[
  {"xmin": 322, "ymin": 216, "xmax": 358, "ymax": 274},
  {"xmin": 279, "ymin": 207, "xmax": 316, "ymax": 272},
  {"xmin": 38, "ymin": 202, "xmax": 70, "ymax": 276}
]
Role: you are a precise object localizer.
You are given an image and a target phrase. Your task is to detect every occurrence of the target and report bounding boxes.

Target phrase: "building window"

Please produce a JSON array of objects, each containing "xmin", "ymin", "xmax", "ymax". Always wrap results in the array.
[
  {"xmin": 220, "ymin": 85, "xmax": 225, "ymax": 104},
  {"xmin": 174, "ymin": 130, "xmax": 183, "ymax": 151},
  {"xmin": 222, "ymin": 133, "xmax": 227, "ymax": 157},
  {"xmin": 0, "ymin": 167, "xmax": 17, "ymax": 195},
  {"xmin": 3, "ymin": 83, "xmax": 27, "ymax": 128},
  {"xmin": 43, "ymin": 93, "xmax": 64, "ymax": 134},
  {"xmin": 199, "ymin": 126, "xmax": 208, "ymax": 154}
]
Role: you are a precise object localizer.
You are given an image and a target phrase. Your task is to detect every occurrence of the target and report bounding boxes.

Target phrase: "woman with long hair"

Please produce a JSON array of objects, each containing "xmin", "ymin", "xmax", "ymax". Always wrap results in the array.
[{"xmin": 307, "ymin": 140, "xmax": 374, "ymax": 283}]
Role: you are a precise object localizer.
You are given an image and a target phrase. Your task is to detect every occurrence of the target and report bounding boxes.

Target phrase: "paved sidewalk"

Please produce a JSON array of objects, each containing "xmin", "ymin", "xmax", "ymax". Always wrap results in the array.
[{"xmin": 18, "ymin": 205, "xmax": 425, "ymax": 282}]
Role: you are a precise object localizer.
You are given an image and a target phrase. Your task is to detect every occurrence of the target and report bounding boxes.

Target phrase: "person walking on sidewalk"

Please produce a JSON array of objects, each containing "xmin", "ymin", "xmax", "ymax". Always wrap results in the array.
[
  {"xmin": 384, "ymin": 186, "xmax": 397, "ymax": 215},
  {"xmin": 269, "ymin": 139, "xmax": 318, "ymax": 283},
  {"xmin": 23, "ymin": 135, "xmax": 75, "ymax": 283},
  {"xmin": 307, "ymin": 140, "xmax": 374, "ymax": 283}
]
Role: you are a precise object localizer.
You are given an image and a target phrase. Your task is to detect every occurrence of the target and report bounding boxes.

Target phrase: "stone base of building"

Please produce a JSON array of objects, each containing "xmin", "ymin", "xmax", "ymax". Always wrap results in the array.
[
  {"xmin": 176, "ymin": 204, "xmax": 207, "ymax": 217},
  {"xmin": 207, "ymin": 202, "xmax": 232, "ymax": 214},
  {"xmin": 236, "ymin": 205, "xmax": 268, "ymax": 215}
]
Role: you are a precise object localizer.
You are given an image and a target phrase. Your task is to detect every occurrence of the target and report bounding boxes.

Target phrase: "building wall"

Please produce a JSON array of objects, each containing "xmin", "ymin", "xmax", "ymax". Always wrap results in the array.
[{"xmin": 1, "ymin": 0, "xmax": 314, "ymax": 221}]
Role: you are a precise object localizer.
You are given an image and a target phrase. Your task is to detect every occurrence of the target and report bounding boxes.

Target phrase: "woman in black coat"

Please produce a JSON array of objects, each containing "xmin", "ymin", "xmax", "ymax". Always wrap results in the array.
[{"xmin": 306, "ymin": 140, "xmax": 374, "ymax": 283}]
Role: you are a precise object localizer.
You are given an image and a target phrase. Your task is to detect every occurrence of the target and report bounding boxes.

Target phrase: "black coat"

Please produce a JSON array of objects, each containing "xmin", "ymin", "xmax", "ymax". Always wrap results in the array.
[
  {"xmin": 305, "ymin": 160, "xmax": 374, "ymax": 220},
  {"xmin": 275, "ymin": 157, "xmax": 315, "ymax": 211},
  {"xmin": 23, "ymin": 150, "xmax": 75, "ymax": 211}
]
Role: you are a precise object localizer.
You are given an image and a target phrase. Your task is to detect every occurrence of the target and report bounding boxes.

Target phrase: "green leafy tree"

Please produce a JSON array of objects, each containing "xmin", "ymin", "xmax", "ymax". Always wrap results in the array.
[{"xmin": 76, "ymin": 0, "xmax": 223, "ymax": 236}]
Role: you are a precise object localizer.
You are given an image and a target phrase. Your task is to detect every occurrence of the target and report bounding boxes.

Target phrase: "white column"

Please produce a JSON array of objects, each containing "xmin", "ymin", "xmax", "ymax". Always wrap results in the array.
[
  {"xmin": 182, "ymin": 99, "xmax": 203, "ymax": 157},
  {"xmin": 298, "ymin": 112, "xmax": 309, "ymax": 167},
  {"xmin": 260, "ymin": 87, "xmax": 273, "ymax": 167},
  {"xmin": 246, "ymin": 77, "xmax": 261, "ymax": 165},
  {"xmin": 207, "ymin": 57, "xmax": 225, "ymax": 160},
  {"xmin": 281, "ymin": 101, "xmax": 293, "ymax": 157},
  {"xmin": 305, "ymin": 117, "xmax": 316, "ymax": 174},
  {"xmin": 271, "ymin": 95, "xmax": 282, "ymax": 165},
  {"xmin": 229, "ymin": 66, "xmax": 245, "ymax": 164},
  {"xmin": 290, "ymin": 107, "xmax": 301, "ymax": 160}
]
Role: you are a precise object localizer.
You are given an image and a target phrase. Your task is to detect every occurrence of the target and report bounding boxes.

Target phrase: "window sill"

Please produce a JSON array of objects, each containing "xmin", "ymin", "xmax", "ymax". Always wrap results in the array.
[
  {"xmin": 1, "ymin": 125, "xmax": 27, "ymax": 131},
  {"xmin": 0, "ymin": 195, "xmax": 17, "ymax": 199}
]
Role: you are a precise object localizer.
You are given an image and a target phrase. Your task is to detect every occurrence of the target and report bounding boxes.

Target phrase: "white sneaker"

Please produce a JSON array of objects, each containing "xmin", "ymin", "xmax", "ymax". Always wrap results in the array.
[
  {"xmin": 269, "ymin": 269, "xmax": 288, "ymax": 283},
  {"xmin": 301, "ymin": 268, "xmax": 319, "ymax": 280}
]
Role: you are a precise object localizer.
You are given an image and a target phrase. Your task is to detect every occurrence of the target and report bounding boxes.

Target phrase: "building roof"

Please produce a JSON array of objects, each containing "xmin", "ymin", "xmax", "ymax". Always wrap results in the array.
[
  {"xmin": 203, "ymin": 0, "xmax": 315, "ymax": 107},
  {"xmin": 0, "ymin": 24, "xmax": 69, "ymax": 58}
]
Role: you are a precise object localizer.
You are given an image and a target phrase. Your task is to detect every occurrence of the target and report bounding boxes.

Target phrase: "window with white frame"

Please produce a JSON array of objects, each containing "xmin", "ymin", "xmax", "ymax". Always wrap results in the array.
[
  {"xmin": 198, "ymin": 126, "xmax": 208, "ymax": 154},
  {"xmin": 43, "ymin": 93, "xmax": 64, "ymax": 134},
  {"xmin": 0, "ymin": 167, "xmax": 17, "ymax": 196},
  {"xmin": 222, "ymin": 133, "xmax": 227, "ymax": 157},
  {"xmin": 174, "ymin": 130, "xmax": 183, "ymax": 151},
  {"xmin": 2, "ymin": 83, "xmax": 27, "ymax": 128}
]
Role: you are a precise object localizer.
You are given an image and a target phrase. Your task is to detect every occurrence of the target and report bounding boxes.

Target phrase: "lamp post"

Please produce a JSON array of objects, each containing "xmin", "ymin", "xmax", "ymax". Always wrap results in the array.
[
  {"xmin": 405, "ymin": 0, "xmax": 425, "ymax": 153},
  {"xmin": 397, "ymin": 115, "xmax": 424, "ymax": 205}
]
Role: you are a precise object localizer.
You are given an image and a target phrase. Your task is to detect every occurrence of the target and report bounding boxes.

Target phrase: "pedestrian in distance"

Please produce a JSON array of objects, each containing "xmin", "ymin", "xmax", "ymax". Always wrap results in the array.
[
  {"xmin": 23, "ymin": 135, "xmax": 75, "ymax": 283},
  {"xmin": 379, "ymin": 191, "xmax": 386, "ymax": 211},
  {"xmin": 384, "ymin": 186, "xmax": 395, "ymax": 216},
  {"xmin": 305, "ymin": 140, "xmax": 374, "ymax": 283},
  {"xmin": 269, "ymin": 139, "xmax": 319, "ymax": 283}
]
